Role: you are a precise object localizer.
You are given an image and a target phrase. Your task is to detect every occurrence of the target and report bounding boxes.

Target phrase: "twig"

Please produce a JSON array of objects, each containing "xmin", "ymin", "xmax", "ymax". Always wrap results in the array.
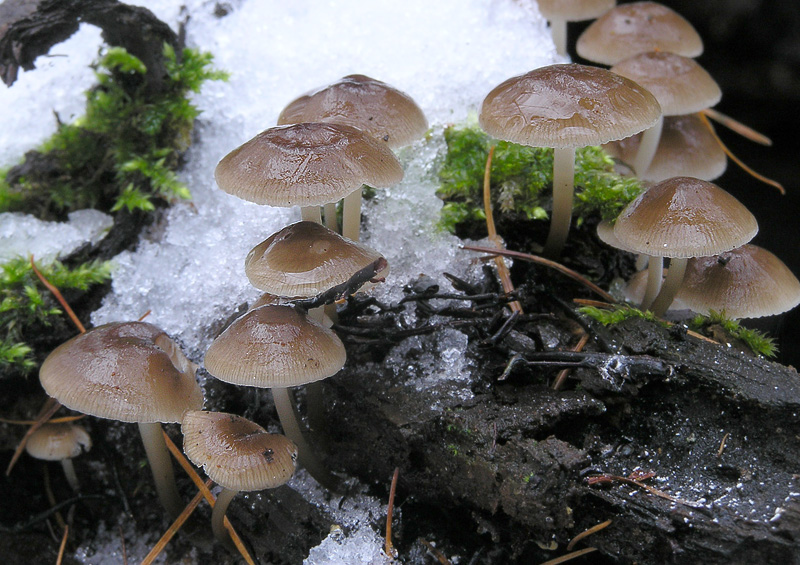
[
  {"xmin": 552, "ymin": 332, "xmax": 590, "ymax": 391},
  {"xmin": 6, "ymin": 397, "xmax": 61, "ymax": 476},
  {"xmin": 566, "ymin": 519, "xmax": 611, "ymax": 551},
  {"xmin": 385, "ymin": 467, "xmax": 400, "ymax": 558},
  {"xmin": 586, "ymin": 473, "xmax": 703, "ymax": 508},
  {"xmin": 701, "ymin": 107, "xmax": 772, "ymax": 146},
  {"xmin": 0, "ymin": 495, "xmax": 105, "ymax": 533},
  {"xmin": 56, "ymin": 524, "xmax": 69, "ymax": 565},
  {"xmin": 30, "ymin": 255, "xmax": 85, "ymax": 333},
  {"xmin": 119, "ymin": 524, "xmax": 128, "ymax": 565},
  {"xmin": 539, "ymin": 547, "xmax": 597, "ymax": 565},
  {"xmin": 461, "ymin": 245, "xmax": 615, "ymax": 303},
  {"xmin": 717, "ymin": 432, "xmax": 730, "ymax": 458}
]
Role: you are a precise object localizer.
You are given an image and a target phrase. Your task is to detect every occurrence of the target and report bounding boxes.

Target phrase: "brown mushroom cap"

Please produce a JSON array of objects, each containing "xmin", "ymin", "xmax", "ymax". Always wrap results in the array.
[
  {"xmin": 40, "ymin": 322, "xmax": 203, "ymax": 424},
  {"xmin": 245, "ymin": 221, "xmax": 385, "ymax": 297},
  {"xmin": 182, "ymin": 410, "xmax": 297, "ymax": 492},
  {"xmin": 537, "ymin": 0, "xmax": 615, "ymax": 21},
  {"xmin": 277, "ymin": 74, "xmax": 428, "ymax": 149},
  {"xmin": 479, "ymin": 63, "xmax": 661, "ymax": 148},
  {"xmin": 610, "ymin": 52, "xmax": 721, "ymax": 116},
  {"xmin": 25, "ymin": 423, "xmax": 92, "ymax": 461},
  {"xmin": 576, "ymin": 1, "xmax": 703, "ymax": 65},
  {"xmin": 675, "ymin": 245, "xmax": 800, "ymax": 318},
  {"xmin": 604, "ymin": 114, "xmax": 727, "ymax": 182},
  {"xmin": 204, "ymin": 305, "xmax": 346, "ymax": 388},
  {"xmin": 214, "ymin": 122, "xmax": 403, "ymax": 207},
  {"xmin": 613, "ymin": 177, "xmax": 758, "ymax": 258}
]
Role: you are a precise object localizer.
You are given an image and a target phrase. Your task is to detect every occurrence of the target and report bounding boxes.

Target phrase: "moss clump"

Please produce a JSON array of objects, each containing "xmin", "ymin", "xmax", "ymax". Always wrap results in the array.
[
  {"xmin": 436, "ymin": 123, "xmax": 643, "ymax": 234},
  {"xmin": 1, "ymin": 257, "xmax": 113, "ymax": 376},
  {"xmin": 0, "ymin": 44, "xmax": 228, "ymax": 219},
  {"xmin": 578, "ymin": 304, "xmax": 667, "ymax": 328},
  {"xmin": 689, "ymin": 311, "xmax": 777, "ymax": 358}
]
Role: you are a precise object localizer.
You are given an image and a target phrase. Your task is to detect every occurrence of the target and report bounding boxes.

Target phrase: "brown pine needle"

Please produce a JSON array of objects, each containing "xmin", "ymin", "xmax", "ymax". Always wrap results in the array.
[
  {"xmin": 0, "ymin": 414, "xmax": 85, "ymax": 425},
  {"xmin": 6, "ymin": 397, "xmax": 61, "ymax": 476},
  {"xmin": 30, "ymin": 255, "xmax": 86, "ymax": 333},
  {"xmin": 698, "ymin": 112, "xmax": 785, "ymax": 194},
  {"xmin": 142, "ymin": 479, "xmax": 211, "ymax": 565},
  {"xmin": 420, "ymin": 539, "xmax": 452, "ymax": 565},
  {"xmin": 586, "ymin": 473, "xmax": 703, "ymax": 508},
  {"xmin": 717, "ymin": 432, "xmax": 730, "ymax": 458},
  {"xmin": 462, "ymin": 245, "xmax": 615, "ymax": 303},
  {"xmin": 540, "ymin": 547, "xmax": 597, "ymax": 565},
  {"xmin": 385, "ymin": 467, "xmax": 400, "ymax": 558},
  {"xmin": 702, "ymin": 107, "xmax": 772, "ymax": 146},
  {"xmin": 119, "ymin": 524, "xmax": 128, "ymax": 565},
  {"xmin": 161, "ymin": 430, "xmax": 255, "ymax": 565},
  {"xmin": 138, "ymin": 310, "xmax": 152, "ymax": 322},
  {"xmin": 482, "ymin": 146, "xmax": 523, "ymax": 314},
  {"xmin": 566, "ymin": 519, "xmax": 612, "ymax": 551},
  {"xmin": 553, "ymin": 332, "xmax": 590, "ymax": 391},
  {"xmin": 56, "ymin": 525, "xmax": 69, "ymax": 565}
]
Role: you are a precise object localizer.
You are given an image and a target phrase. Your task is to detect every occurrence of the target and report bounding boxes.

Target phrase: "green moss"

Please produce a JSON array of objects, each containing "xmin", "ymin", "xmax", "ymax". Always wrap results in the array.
[
  {"xmin": 689, "ymin": 310, "xmax": 777, "ymax": 358},
  {"xmin": 0, "ymin": 257, "xmax": 113, "ymax": 376},
  {"xmin": 579, "ymin": 304, "xmax": 667, "ymax": 328},
  {"xmin": 436, "ymin": 123, "xmax": 643, "ymax": 233},
  {"xmin": 0, "ymin": 44, "xmax": 227, "ymax": 219}
]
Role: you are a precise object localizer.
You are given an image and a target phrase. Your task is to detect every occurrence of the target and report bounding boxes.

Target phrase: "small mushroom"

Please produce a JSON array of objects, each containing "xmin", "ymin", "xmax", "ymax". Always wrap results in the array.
[
  {"xmin": 25, "ymin": 422, "xmax": 91, "ymax": 492},
  {"xmin": 479, "ymin": 63, "xmax": 660, "ymax": 256},
  {"xmin": 182, "ymin": 410, "xmax": 297, "ymax": 549},
  {"xmin": 537, "ymin": 0, "xmax": 615, "ymax": 56},
  {"xmin": 39, "ymin": 321, "xmax": 204, "ymax": 517}
]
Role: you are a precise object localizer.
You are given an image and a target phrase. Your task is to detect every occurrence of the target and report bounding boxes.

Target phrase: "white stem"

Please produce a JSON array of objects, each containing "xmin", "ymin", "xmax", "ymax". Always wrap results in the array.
[
  {"xmin": 272, "ymin": 387, "xmax": 339, "ymax": 491},
  {"xmin": 635, "ymin": 253, "xmax": 649, "ymax": 271},
  {"xmin": 641, "ymin": 255, "xmax": 663, "ymax": 311},
  {"xmin": 651, "ymin": 258, "xmax": 688, "ymax": 317},
  {"xmin": 323, "ymin": 202, "xmax": 338, "ymax": 232},
  {"xmin": 301, "ymin": 205, "xmax": 322, "ymax": 224},
  {"xmin": 342, "ymin": 187, "xmax": 363, "ymax": 241},
  {"xmin": 543, "ymin": 146, "xmax": 576, "ymax": 258},
  {"xmin": 550, "ymin": 18, "xmax": 568, "ymax": 57},
  {"xmin": 138, "ymin": 422, "xmax": 183, "ymax": 519},
  {"xmin": 632, "ymin": 114, "xmax": 664, "ymax": 178},
  {"xmin": 211, "ymin": 486, "xmax": 238, "ymax": 550},
  {"xmin": 61, "ymin": 459, "xmax": 80, "ymax": 492}
]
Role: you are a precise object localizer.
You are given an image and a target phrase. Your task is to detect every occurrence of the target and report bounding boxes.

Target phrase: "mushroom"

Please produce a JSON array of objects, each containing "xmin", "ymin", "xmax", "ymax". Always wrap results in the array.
[
  {"xmin": 479, "ymin": 63, "xmax": 660, "ymax": 256},
  {"xmin": 182, "ymin": 410, "xmax": 297, "ymax": 549},
  {"xmin": 675, "ymin": 245, "xmax": 800, "ymax": 319},
  {"xmin": 25, "ymin": 422, "xmax": 91, "ymax": 492},
  {"xmin": 536, "ymin": 0, "xmax": 615, "ymax": 56},
  {"xmin": 203, "ymin": 304, "xmax": 345, "ymax": 490},
  {"xmin": 214, "ymin": 122, "xmax": 403, "ymax": 239},
  {"xmin": 613, "ymin": 177, "xmax": 758, "ymax": 316},
  {"xmin": 609, "ymin": 51, "xmax": 721, "ymax": 177},
  {"xmin": 576, "ymin": 1, "xmax": 703, "ymax": 65},
  {"xmin": 39, "ymin": 321, "xmax": 204, "ymax": 518},
  {"xmin": 277, "ymin": 74, "xmax": 426, "ymax": 238}
]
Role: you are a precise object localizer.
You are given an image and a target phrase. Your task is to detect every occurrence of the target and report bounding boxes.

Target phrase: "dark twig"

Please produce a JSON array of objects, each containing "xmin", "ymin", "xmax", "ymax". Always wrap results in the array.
[
  {"xmin": 0, "ymin": 495, "xmax": 105, "ymax": 533},
  {"xmin": 294, "ymin": 257, "xmax": 388, "ymax": 311}
]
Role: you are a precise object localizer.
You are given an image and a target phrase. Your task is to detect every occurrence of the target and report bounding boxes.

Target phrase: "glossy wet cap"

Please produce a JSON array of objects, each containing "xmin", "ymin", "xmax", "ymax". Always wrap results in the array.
[
  {"xmin": 479, "ymin": 63, "xmax": 661, "ymax": 148},
  {"xmin": 204, "ymin": 305, "xmax": 346, "ymax": 388},
  {"xmin": 182, "ymin": 410, "xmax": 297, "ymax": 492},
  {"xmin": 25, "ymin": 423, "xmax": 92, "ymax": 461},
  {"xmin": 245, "ymin": 221, "xmax": 386, "ymax": 297},
  {"xmin": 577, "ymin": 1, "xmax": 703, "ymax": 65},
  {"xmin": 40, "ymin": 322, "xmax": 203, "ymax": 423},
  {"xmin": 611, "ymin": 52, "xmax": 721, "ymax": 115},
  {"xmin": 604, "ymin": 114, "xmax": 726, "ymax": 182},
  {"xmin": 537, "ymin": 0, "xmax": 615, "ymax": 21},
  {"xmin": 214, "ymin": 122, "xmax": 403, "ymax": 207},
  {"xmin": 278, "ymin": 74, "xmax": 428, "ymax": 149},
  {"xmin": 613, "ymin": 177, "xmax": 758, "ymax": 258},
  {"xmin": 676, "ymin": 245, "xmax": 800, "ymax": 318}
]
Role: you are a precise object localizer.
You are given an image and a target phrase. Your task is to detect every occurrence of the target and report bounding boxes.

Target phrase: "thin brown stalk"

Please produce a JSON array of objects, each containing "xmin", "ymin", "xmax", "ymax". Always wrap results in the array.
[
  {"xmin": 55, "ymin": 525, "xmax": 69, "ymax": 565},
  {"xmin": 0, "ymin": 415, "xmax": 85, "ymax": 425},
  {"xmin": 717, "ymin": 432, "xmax": 730, "ymax": 458},
  {"xmin": 566, "ymin": 519, "xmax": 612, "ymax": 551},
  {"xmin": 462, "ymin": 245, "xmax": 615, "ymax": 303},
  {"xmin": 698, "ymin": 112, "xmax": 784, "ymax": 194},
  {"xmin": 6, "ymin": 397, "xmax": 61, "ymax": 476},
  {"xmin": 552, "ymin": 332, "xmax": 589, "ymax": 391},
  {"xmin": 539, "ymin": 547, "xmax": 597, "ymax": 565},
  {"xmin": 385, "ymin": 467, "xmax": 400, "ymax": 558},
  {"xmin": 420, "ymin": 539, "xmax": 452, "ymax": 565},
  {"xmin": 30, "ymin": 255, "xmax": 85, "ymax": 333},
  {"xmin": 586, "ymin": 474, "xmax": 703, "ymax": 508},
  {"xmin": 702, "ymin": 108, "xmax": 772, "ymax": 146},
  {"xmin": 119, "ymin": 524, "xmax": 128, "ymax": 565}
]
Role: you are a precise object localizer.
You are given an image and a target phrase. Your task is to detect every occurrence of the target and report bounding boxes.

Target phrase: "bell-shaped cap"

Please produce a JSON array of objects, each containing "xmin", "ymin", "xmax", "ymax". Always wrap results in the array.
[
  {"xmin": 278, "ymin": 74, "xmax": 428, "ymax": 149},
  {"xmin": 182, "ymin": 410, "xmax": 297, "ymax": 492},
  {"xmin": 215, "ymin": 122, "xmax": 403, "ymax": 207},
  {"xmin": 245, "ymin": 221, "xmax": 386, "ymax": 298},
  {"xmin": 577, "ymin": 1, "xmax": 703, "ymax": 65},
  {"xmin": 479, "ymin": 63, "xmax": 661, "ymax": 148},
  {"xmin": 613, "ymin": 177, "xmax": 757, "ymax": 258},
  {"xmin": 40, "ymin": 322, "xmax": 203, "ymax": 424},
  {"xmin": 204, "ymin": 305, "xmax": 346, "ymax": 388},
  {"xmin": 25, "ymin": 423, "xmax": 92, "ymax": 461}
]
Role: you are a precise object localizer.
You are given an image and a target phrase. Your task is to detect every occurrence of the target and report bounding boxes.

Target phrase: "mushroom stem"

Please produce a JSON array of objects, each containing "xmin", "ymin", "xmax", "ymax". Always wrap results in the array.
[
  {"xmin": 138, "ymin": 422, "xmax": 184, "ymax": 519},
  {"xmin": 271, "ymin": 387, "xmax": 339, "ymax": 491},
  {"xmin": 211, "ymin": 486, "xmax": 238, "ymax": 550},
  {"xmin": 550, "ymin": 18, "xmax": 568, "ymax": 56},
  {"xmin": 301, "ymin": 205, "xmax": 322, "ymax": 224},
  {"xmin": 641, "ymin": 256, "xmax": 663, "ymax": 311},
  {"xmin": 342, "ymin": 187, "xmax": 363, "ymax": 241},
  {"xmin": 60, "ymin": 458, "xmax": 80, "ymax": 492},
  {"xmin": 323, "ymin": 202, "xmax": 338, "ymax": 232},
  {"xmin": 632, "ymin": 114, "xmax": 664, "ymax": 178},
  {"xmin": 543, "ymin": 146, "xmax": 576, "ymax": 257},
  {"xmin": 651, "ymin": 258, "xmax": 688, "ymax": 317}
]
